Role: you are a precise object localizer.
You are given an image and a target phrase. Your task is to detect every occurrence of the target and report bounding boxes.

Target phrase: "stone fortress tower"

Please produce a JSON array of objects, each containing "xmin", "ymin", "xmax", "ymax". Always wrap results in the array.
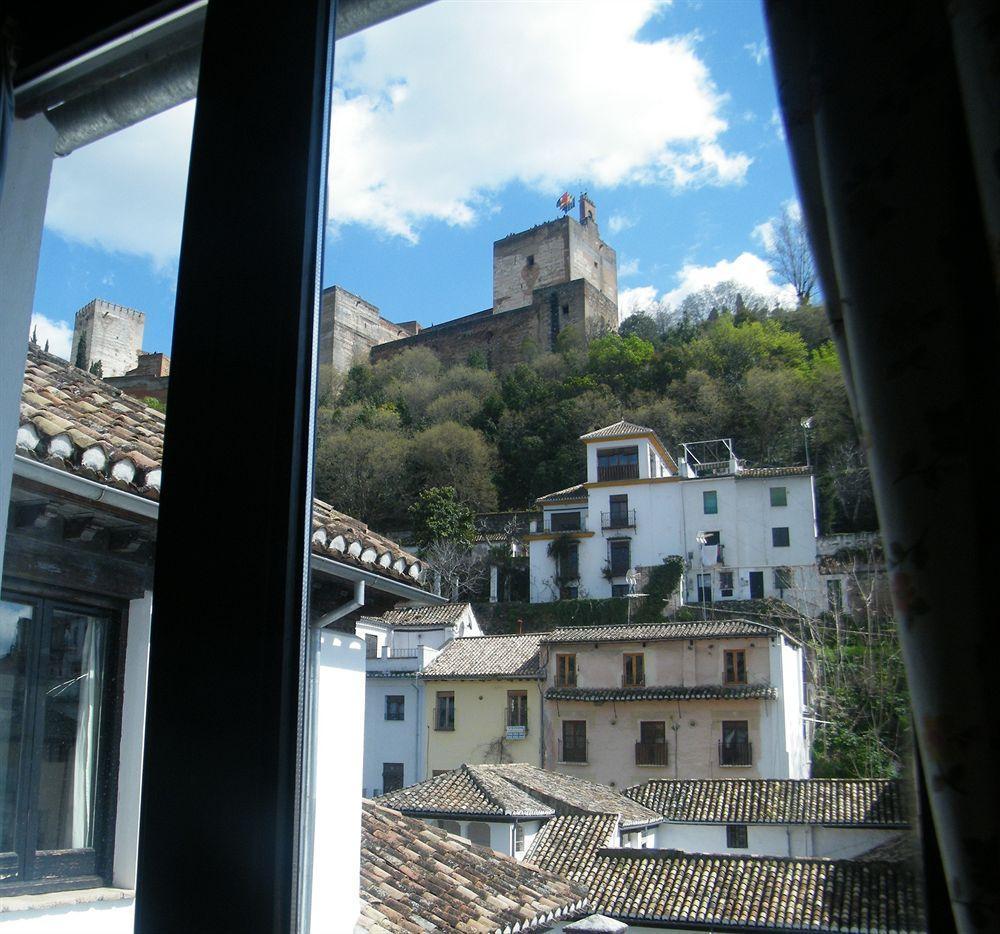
[
  {"xmin": 317, "ymin": 194, "xmax": 619, "ymax": 381},
  {"xmin": 70, "ymin": 299, "xmax": 146, "ymax": 377}
]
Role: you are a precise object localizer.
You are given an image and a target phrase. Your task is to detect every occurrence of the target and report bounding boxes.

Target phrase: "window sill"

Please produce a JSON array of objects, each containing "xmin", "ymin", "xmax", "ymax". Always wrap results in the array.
[
  {"xmin": 0, "ymin": 886, "xmax": 134, "ymax": 915},
  {"xmin": 558, "ymin": 760, "xmax": 589, "ymax": 766}
]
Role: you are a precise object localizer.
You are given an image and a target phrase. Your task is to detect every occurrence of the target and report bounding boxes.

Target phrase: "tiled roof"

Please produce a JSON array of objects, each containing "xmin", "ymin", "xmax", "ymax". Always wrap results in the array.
[
  {"xmin": 580, "ymin": 421, "xmax": 656, "ymax": 441},
  {"xmin": 488, "ymin": 764, "xmax": 661, "ymax": 831},
  {"xmin": 581, "ymin": 850, "xmax": 924, "ymax": 933},
  {"xmin": 17, "ymin": 348, "xmax": 425, "ymax": 586},
  {"xmin": 536, "ymin": 483, "xmax": 588, "ymax": 504},
  {"xmin": 540, "ymin": 620, "xmax": 776, "ymax": 644},
  {"xmin": 377, "ymin": 764, "xmax": 660, "ymax": 831},
  {"xmin": 420, "ymin": 634, "xmax": 543, "ymax": 680},
  {"xmin": 523, "ymin": 814, "xmax": 619, "ymax": 882},
  {"xmin": 358, "ymin": 800, "xmax": 588, "ymax": 934},
  {"xmin": 623, "ymin": 779, "xmax": 908, "ymax": 827},
  {"xmin": 375, "ymin": 765, "xmax": 556, "ymax": 820},
  {"xmin": 737, "ymin": 465, "xmax": 811, "ymax": 478},
  {"xmin": 546, "ymin": 684, "xmax": 777, "ymax": 702},
  {"xmin": 363, "ymin": 602, "xmax": 471, "ymax": 629}
]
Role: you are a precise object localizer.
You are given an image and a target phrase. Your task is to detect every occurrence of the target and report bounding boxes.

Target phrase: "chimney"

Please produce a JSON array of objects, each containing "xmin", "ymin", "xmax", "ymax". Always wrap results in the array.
[{"xmin": 516, "ymin": 618, "xmax": 524, "ymax": 635}]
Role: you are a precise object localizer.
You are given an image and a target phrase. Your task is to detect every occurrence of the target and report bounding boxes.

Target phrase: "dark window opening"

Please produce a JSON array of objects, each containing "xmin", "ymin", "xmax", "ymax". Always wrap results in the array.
[
  {"xmin": 726, "ymin": 824, "xmax": 748, "ymax": 848},
  {"xmin": 772, "ymin": 527, "xmax": 790, "ymax": 548},
  {"xmin": 597, "ymin": 446, "xmax": 639, "ymax": 481},
  {"xmin": 555, "ymin": 654, "xmax": 577, "ymax": 687},
  {"xmin": 724, "ymin": 650, "xmax": 747, "ymax": 685},
  {"xmin": 609, "ymin": 539, "xmax": 631, "ymax": 577},
  {"xmin": 720, "ymin": 720, "xmax": 751, "ymax": 766},
  {"xmin": 550, "ymin": 511, "xmax": 581, "ymax": 532},
  {"xmin": 382, "ymin": 763, "xmax": 404, "ymax": 794},
  {"xmin": 560, "ymin": 720, "xmax": 587, "ymax": 763},
  {"xmin": 385, "ymin": 695, "xmax": 405, "ymax": 721},
  {"xmin": 623, "ymin": 652, "xmax": 645, "ymax": 687},
  {"xmin": 435, "ymin": 692, "xmax": 455, "ymax": 731}
]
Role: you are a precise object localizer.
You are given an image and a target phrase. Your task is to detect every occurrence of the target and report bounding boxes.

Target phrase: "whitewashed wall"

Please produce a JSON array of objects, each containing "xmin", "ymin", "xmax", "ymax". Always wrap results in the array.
[
  {"xmin": 363, "ymin": 675, "xmax": 424, "ymax": 796},
  {"xmin": 652, "ymin": 821, "xmax": 899, "ymax": 858}
]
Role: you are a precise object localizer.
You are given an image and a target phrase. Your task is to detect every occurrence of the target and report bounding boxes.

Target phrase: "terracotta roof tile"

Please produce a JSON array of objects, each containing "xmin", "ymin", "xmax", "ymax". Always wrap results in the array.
[
  {"xmin": 737, "ymin": 465, "xmax": 811, "ymax": 478},
  {"xmin": 375, "ymin": 765, "xmax": 555, "ymax": 819},
  {"xmin": 358, "ymin": 800, "xmax": 588, "ymax": 933},
  {"xmin": 363, "ymin": 602, "xmax": 473, "ymax": 629},
  {"xmin": 540, "ymin": 620, "xmax": 777, "ymax": 644},
  {"xmin": 17, "ymin": 348, "xmax": 425, "ymax": 587},
  {"xmin": 579, "ymin": 421, "xmax": 657, "ymax": 441},
  {"xmin": 376, "ymin": 764, "xmax": 660, "ymax": 831},
  {"xmin": 536, "ymin": 483, "xmax": 589, "ymax": 504},
  {"xmin": 523, "ymin": 814, "xmax": 619, "ymax": 883},
  {"xmin": 581, "ymin": 850, "xmax": 924, "ymax": 932},
  {"xmin": 623, "ymin": 779, "xmax": 908, "ymax": 827},
  {"xmin": 420, "ymin": 634, "xmax": 543, "ymax": 680},
  {"xmin": 546, "ymin": 685, "xmax": 777, "ymax": 702}
]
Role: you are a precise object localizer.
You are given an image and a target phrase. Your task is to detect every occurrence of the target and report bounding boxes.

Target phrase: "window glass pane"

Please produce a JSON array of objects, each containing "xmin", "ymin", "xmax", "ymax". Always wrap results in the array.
[
  {"xmin": 769, "ymin": 487, "xmax": 787, "ymax": 507},
  {"xmin": 0, "ymin": 600, "xmax": 31, "ymax": 861},
  {"xmin": 703, "ymin": 490, "xmax": 718, "ymax": 514},
  {"xmin": 36, "ymin": 609, "xmax": 108, "ymax": 852}
]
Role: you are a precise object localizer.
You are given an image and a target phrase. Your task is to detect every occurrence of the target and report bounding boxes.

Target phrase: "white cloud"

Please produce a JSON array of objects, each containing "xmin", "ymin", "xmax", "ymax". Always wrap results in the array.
[
  {"xmin": 328, "ymin": 0, "xmax": 749, "ymax": 241},
  {"xmin": 752, "ymin": 199, "xmax": 802, "ymax": 252},
  {"xmin": 608, "ymin": 213, "xmax": 637, "ymax": 235},
  {"xmin": 44, "ymin": 101, "xmax": 195, "ymax": 269},
  {"xmin": 619, "ymin": 285, "xmax": 662, "ymax": 319},
  {"xmin": 770, "ymin": 107, "xmax": 785, "ymax": 142},
  {"xmin": 40, "ymin": 1, "xmax": 750, "ymax": 260},
  {"xmin": 744, "ymin": 41, "xmax": 770, "ymax": 66},
  {"xmin": 662, "ymin": 251, "xmax": 797, "ymax": 307},
  {"xmin": 618, "ymin": 256, "xmax": 641, "ymax": 277},
  {"xmin": 31, "ymin": 313, "xmax": 73, "ymax": 358}
]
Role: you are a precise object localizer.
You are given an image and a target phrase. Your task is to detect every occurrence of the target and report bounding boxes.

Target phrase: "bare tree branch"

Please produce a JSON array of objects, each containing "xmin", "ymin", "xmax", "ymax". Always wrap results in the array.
[{"xmin": 767, "ymin": 207, "xmax": 817, "ymax": 306}]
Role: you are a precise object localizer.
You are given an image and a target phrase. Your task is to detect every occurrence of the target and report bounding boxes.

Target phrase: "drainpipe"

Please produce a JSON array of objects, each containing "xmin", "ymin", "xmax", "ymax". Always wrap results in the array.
[{"xmin": 312, "ymin": 579, "xmax": 365, "ymax": 629}]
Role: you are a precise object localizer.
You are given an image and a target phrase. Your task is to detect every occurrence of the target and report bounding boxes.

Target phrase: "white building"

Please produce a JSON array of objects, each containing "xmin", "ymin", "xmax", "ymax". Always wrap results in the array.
[
  {"xmin": 527, "ymin": 421, "xmax": 821, "ymax": 615},
  {"xmin": 623, "ymin": 778, "xmax": 907, "ymax": 858},
  {"xmin": 355, "ymin": 603, "xmax": 482, "ymax": 795}
]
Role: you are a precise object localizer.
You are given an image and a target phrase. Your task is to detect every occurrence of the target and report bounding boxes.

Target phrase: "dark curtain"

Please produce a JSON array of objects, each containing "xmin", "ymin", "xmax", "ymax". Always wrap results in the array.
[{"xmin": 764, "ymin": 2, "xmax": 998, "ymax": 931}]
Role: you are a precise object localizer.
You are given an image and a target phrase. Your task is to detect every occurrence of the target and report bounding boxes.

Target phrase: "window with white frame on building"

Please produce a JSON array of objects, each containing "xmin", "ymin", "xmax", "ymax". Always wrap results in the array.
[
  {"xmin": 513, "ymin": 823, "xmax": 525, "ymax": 854},
  {"xmin": 507, "ymin": 690, "xmax": 528, "ymax": 729}
]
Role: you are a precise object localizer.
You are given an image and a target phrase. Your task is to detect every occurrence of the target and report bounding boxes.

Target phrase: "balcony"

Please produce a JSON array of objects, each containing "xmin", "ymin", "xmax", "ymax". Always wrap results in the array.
[
  {"xmin": 601, "ymin": 509, "xmax": 636, "ymax": 530},
  {"xmin": 597, "ymin": 464, "xmax": 640, "ymax": 482},
  {"xmin": 719, "ymin": 741, "xmax": 753, "ymax": 767},
  {"xmin": 558, "ymin": 739, "xmax": 588, "ymax": 764},
  {"xmin": 635, "ymin": 741, "xmax": 669, "ymax": 767}
]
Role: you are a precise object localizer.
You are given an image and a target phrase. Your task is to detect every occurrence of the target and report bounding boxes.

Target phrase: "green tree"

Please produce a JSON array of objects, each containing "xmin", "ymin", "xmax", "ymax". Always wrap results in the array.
[
  {"xmin": 407, "ymin": 422, "xmax": 498, "ymax": 511},
  {"xmin": 587, "ymin": 332, "xmax": 655, "ymax": 393},
  {"xmin": 89, "ymin": 359, "xmax": 103, "ymax": 378},
  {"xmin": 408, "ymin": 486, "xmax": 476, "ymax": 548},
  {"xmin": 74, "ymin": 336, "xmax": 87, "ymax": 369}
]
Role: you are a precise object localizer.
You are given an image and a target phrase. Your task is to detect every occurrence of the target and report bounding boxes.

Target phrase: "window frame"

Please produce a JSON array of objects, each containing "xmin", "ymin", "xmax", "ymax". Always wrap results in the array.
[
  {"xmin": 623, "ymin": 652, "xmax": 645, "ymax": 687},
  {"xmin": 365, "ymin": 634, "xmax": 379, "ymax": 659},
  {"xmin": 723, "ymin": 649, "xmax": 747, "ymax": 685},
  {"xmin": 726, "ymin": 824, "xmax": 748, "ymax": 849},
  {"xmin": 384, "ymin": 694, "xmax": 405, "ymax": 721},
  {"xmin": 560, "ymin": 719, "xmax": 587, "ymax": 763},
  {"xmin": 703, "ymin": 490, "xmax": 718, "ymax": 514},
  {"xmin": 0, "ymin": 583, "xmax": 128, "ymax": 896},
  {"xmin": 381, "ymin": 763, "xmax": 404, "ymax": 794},
  {"xmin": 434, "ymin": 691, "xmax": 455, "ymax": 731},
  {"xmin": 506, "ymin": 690, "xmax": 528, "ymax": 728},
  {"xmin": 555, "ymin": 653, "xmax": 577, "ymax": 687}
]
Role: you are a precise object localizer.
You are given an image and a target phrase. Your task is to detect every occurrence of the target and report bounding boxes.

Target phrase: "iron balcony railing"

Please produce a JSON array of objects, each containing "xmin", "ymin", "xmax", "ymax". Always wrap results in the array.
[
  {"xmin": 601, "ymin": 509, "xmax": 637, "ymax": 530},
  {"xmin": 635, "ymin": 741, "xmax": 669, "ymax": 766},
  {"xmin": 597, "ymin": 464, "xmax": 639, "ymax": 482},
  {"xmin": 558, "ymin": 738, "xmax": 588, "ymax": 764},
  {"xmin": 719, "ymin": 741, "xmax": 753, "ymax": 767}
]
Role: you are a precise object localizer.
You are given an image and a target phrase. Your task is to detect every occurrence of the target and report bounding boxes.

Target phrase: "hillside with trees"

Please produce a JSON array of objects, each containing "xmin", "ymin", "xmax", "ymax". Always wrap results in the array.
[{"xmin": 314, "ymin": 284, "xmax": 875, "ymax": 536}]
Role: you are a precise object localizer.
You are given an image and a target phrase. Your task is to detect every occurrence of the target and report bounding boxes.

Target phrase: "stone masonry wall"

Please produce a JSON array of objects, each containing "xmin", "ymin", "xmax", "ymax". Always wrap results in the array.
[
  {"xmin": 70, "ymin": 299, "xmax": 146, "ymax": 377},
  {"xmin": 492, "ymin": 217, "xmax": 571, "ymax": 315},
  {"xmin": 318, "ymin": 286, "xmax": 418, "ymax": 378}
]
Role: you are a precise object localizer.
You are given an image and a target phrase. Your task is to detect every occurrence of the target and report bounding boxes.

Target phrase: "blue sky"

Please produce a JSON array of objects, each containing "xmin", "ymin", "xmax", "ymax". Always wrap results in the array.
[{"xmin": 31, "ymin": 0, "xmax": 798, "ymax": 360}]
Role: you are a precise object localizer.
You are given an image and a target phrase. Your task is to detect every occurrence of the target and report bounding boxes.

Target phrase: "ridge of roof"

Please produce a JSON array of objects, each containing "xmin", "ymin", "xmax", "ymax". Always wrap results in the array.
[{"xmin": 539, "ymin": 619, "xmax": 776, "ymax": 644}]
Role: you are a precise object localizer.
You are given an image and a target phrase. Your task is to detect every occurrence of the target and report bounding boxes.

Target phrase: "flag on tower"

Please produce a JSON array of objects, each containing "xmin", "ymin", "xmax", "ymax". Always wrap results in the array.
[{"xmin": 556, "ymin": 191, "xmax": 575, "ymax": 214}]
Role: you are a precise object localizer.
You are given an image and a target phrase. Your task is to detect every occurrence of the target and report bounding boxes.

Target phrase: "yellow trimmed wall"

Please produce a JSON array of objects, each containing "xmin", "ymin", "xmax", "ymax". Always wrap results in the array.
[{"xmin": 424, "ymin": 679, "xmax": 543, "ymax": 778}]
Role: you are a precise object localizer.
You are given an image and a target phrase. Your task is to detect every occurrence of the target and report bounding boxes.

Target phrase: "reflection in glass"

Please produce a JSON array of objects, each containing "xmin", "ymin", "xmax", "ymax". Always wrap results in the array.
[{"xmin": 0, "ymin": 602, "xmax": 31, "ymax": 867}]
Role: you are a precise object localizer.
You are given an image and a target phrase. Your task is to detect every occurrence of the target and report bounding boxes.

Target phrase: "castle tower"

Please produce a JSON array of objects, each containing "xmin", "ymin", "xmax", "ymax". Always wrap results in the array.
[
  {"xmin": 491, "ymin": 195, "xmax": 618, "ymax": 322},
  {"xmin": 70, "ymin": 299, "xmax": 146, "ymax": 376}
]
